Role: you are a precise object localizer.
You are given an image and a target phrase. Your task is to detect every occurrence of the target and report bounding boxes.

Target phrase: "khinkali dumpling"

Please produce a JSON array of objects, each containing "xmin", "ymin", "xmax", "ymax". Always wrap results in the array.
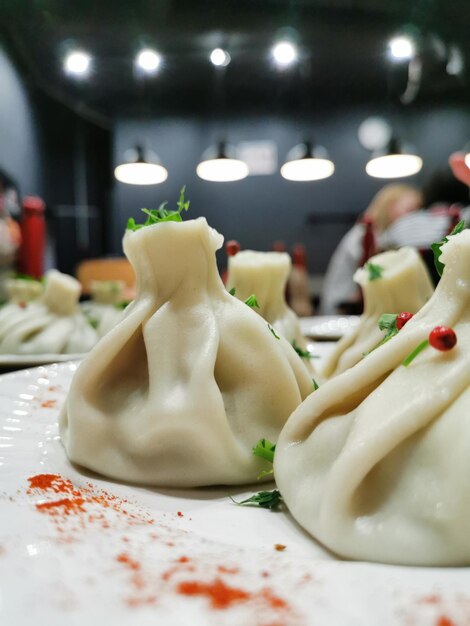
[
  {"xmin": 322, "ymin": 247, "xmax": 433, "ymax": 378},
  {"xmin": 81, "ymin": 280, "xmax": 127, "ymax": 337},
  {"xmin": 275, "ymin": 230, "xmax": 470, "ymax": 566},
  {"xmin": 0, "ymin": 270, "xmax": 98, "ymax": 354},
  {"xmin": 60, "ymin": 217, "xmax": 312, "ymax": 487},
  {"xmin": 0, "ymin": 277, "xmax": 44, "ymax": 330},
  {"xmin": 5, "ymin": 277, "xmax": 43, "ymax": 303},
  {"xmin": 227, "ymin": 250, "xmax": 310, "ymax": 353}
]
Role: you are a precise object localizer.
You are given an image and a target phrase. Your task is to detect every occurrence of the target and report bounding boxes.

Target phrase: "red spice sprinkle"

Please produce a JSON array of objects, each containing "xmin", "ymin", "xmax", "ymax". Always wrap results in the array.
[
  {"xmin": 261, "ymin": 588, "xmax": 288, "ymax": 609},
  {"xmin": 40, "ymin": 399, "xmax": 57, "ymax": 408},
  {"xmin": 26, "ymin": 474, "xmax": 154, "ymax": 533},
  {"xmin": 176, "ymin": 578, "xmax": 250, "ymax": 609},
  {"xmin": 177, "ymin": 511, "xmax": 183, "ymax": 517},
  {"xmin": 420, "ymin": 595, "xmax": 441, "ymax": 605},
  {"xmin": 274, "ymin": 544, "xmax": 286, "ymax": 551},
  {"xmin": 178, "ymin": 556, "xmax": 190, "ymax": 563},
  {"xmin": 117, "ymin": 553, "xmax": 141, "ymax": 571},
  {"xmin": 437, "ymin": 617, "xmax": 455, "ymax": 626},
  {"xmin": 28, "ymin": 474, "xmax": 77, "ymax": 495},
  {"xmin": 36, "ymin": 497, "xmax": 85, "ymax": 515},
  {"xmin": 217, "ymin": 565, "xmax": 239, "ymax": 575}
]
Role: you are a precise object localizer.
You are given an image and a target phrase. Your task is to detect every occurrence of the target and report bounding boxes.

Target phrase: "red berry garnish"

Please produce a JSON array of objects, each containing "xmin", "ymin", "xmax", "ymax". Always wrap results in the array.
[
  {"xmin": 226, "ymin": 240, "xmax": 240, "ymax": 257},
  {"xmin": 396, "ymin": 312, "xmax": 413, "ymax": 331},
  {"xmin": 428, "ymin": 326, "xmax": 457, "ymax": 351}
]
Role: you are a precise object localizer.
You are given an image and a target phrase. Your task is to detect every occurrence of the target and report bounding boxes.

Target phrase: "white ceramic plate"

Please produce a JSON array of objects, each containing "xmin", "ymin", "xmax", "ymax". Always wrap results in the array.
[
  {"xmin": 1, "ymin": 360, "xmax": 469, "ymax": 626},
  {"xmin": 0, "ymin": 353, "xmax": 86, "ymax": 367},
  {"xmin": 300, "ymin": 315, "xmax": 360, "ymax": 340}
]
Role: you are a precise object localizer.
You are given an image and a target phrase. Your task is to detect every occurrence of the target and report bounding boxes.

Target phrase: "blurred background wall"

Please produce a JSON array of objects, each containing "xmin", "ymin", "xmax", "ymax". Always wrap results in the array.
[
  {"xmin": 1, "ymin": 0, "xmax": 470, "ymax": 278},
  {"xmin": 113, "ymin": 106, "xmax": 470, "ymax": 272},
  {"xmin": 0, "ymin": 45, "xmax": 42, "ymax": 197}
]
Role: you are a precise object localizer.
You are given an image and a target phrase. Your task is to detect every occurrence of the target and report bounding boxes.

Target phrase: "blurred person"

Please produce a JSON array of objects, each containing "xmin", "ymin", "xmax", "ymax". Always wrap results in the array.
[
  {"xmin": 380, "ymin": 166, "xmax": 470, "ymax": 251},
  {"xmin": 320, "ymin": 184, "xmax": 422, "ymax": 315},
  {"xmin": 449, "ymin": 151, "xmax": 470, "ymax": 187}
]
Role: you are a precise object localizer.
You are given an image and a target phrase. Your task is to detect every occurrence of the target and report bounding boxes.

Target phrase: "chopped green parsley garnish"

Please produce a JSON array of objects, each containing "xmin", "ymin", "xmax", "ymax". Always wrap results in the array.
[
  {"xmin": 292, "ymin": 340, "xmax": 316, "ymax": 359},
  {"xmin": 127, "ymin": 186, "xmax": 190, "ymax": 231},
  {"xmin": 431, "ymin": 220, "xmax": 466, "ymax": 276},
  {"xmin": 363, "ymin": 313, "xmax": 399, "ymax": 357},
  {"xmin": 231, "ymin": 490, "xmax": 283, "ymax": 510},
  {"xmin": 312, "ymin": 378, "xmax": 319, "ymax": 391},
  {"xmin": 244, "ymin": 294, "xmax": 260, "ymax": 309},
  {"xmin": 366, "ymin": 262, "xmax": 384, "ymax": 281},
  {"xmin": 114, "ymin": 301, "xmax": 130, "ymax": 310},
  {"xmin": 268, "ymin": 324, "xmax": 280, "ymax": 339},
  {"xmin": 252, "ymin": 438, "xmax": 276, "ymax": 463},
  {"xmin": 86, "ymin": 316, "xmax": 99, "ymax": 330},
  {"xmin": 228, "ymin": 287, "xmax": 236, "ymax": 296},
  {"xmin": 402, "ymin": 339, "xmax": 429, "ymax": 367}
]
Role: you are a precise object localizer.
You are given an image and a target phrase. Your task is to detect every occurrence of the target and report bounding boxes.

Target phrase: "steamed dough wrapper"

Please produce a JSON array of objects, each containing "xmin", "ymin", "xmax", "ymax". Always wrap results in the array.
[
  {"xmin": 81, "ymin": 280, "xmax": 126, "ymax": 337},
  {"xmin": 0, "ymin": 270, "xmax": 98, "ymax": 355},
  {"xmin": 227, "ymin": 250, "xmax": 310, "ymax": 352},
  {"xmin": 275, "ymin": 230, "xmax": 470, "ymax": 566},
  {"xmin": 5, "ymin": 277, "xmax": 43, "ymax": 303},
  {"xmin": 60, "ymin": 218, "xmax": 312, "ymax": 487},
  {"xmin": 0, "ymin": 277, "xmax": 44, "ymax": 331},
  {"xmin": 322, "ymin": 247, "xmax": 433, "ymax": 379}
]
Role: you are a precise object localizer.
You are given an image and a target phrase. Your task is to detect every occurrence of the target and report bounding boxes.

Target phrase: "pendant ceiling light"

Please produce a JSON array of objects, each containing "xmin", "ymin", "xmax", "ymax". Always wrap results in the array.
[
  {"xmin": 280, "ymin": 141, "xmax": 335, "ymax": 182},
  {"xmin": 196, "ymin": 141, "xmax": 249, "ymax": 182},
  {"xmin": 114, "ymin": 146, "xmax": 168, "ymax": 185},
  {"xmin": 366, "ymin": 138, "xmax": 423, "ymax": 179}
]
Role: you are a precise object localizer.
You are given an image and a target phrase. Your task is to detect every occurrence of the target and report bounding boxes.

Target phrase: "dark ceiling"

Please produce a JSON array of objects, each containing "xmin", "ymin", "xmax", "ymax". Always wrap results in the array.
[{"xmin": 3, "ymin": 0, "xmax": 470, "ymax": 126}]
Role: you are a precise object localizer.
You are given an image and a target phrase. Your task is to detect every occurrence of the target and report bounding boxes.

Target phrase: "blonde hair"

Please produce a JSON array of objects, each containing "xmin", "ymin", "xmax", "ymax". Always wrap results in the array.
[{"xmin": 364, "ymin": 184, "xmax": 423, "ymax": 233}]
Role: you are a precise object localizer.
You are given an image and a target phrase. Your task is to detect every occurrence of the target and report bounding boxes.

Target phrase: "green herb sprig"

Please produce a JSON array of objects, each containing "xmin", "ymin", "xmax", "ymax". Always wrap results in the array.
[
  {"xmin": 231, "ymin": 438, "xmax": 282, "ymax": 509},
  {"xmin": 292, "ymin": 340, "xmax": 318, "ymax": 360},
  {"xmin": 114, "ymin": 301, "xmax": 131, "ymax": 310},
  {"xmin": 431, "ymin": 220, "xmax": 466, "ymax": 276},
  {"xmin": 312, "ymin": 378, "xmax": 319, "ymax": 391},
  {"xmin": 252, "ymin": 438, "xmax": 276, "ymax": 463},
  {"xmin": 228, "ymin": 287, "xmax": 236, "ymax": 296},
  {"xmin": 127, "ymin": 186, "xmax": 190, "ymax": 231},
  {"xmin": 230, "ymin": 490, "xmax": 282, "ymax": 510},
  {"xmin": 268, "ymin": 324, "xmax": 280, "ymax": 339},
  {"xmin": 366, "ymin": 262, "xmax": 384, "ymax": 281},
  {"xmin": 244, "ymin": 294, "xmax": 260, "ymax": 309},
  {"xmin": 402, "ymin": 339, "xmax": 429, "ymax": 367}
]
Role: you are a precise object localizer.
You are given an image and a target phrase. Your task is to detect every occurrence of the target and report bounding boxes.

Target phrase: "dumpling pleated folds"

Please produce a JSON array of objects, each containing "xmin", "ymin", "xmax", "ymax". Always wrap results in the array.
[
  {"xmin": 321, "ymin": 246, "xmax": 434, "ymax": 379},
  {"xmin": 60, "ymin": 218, "xmax": 312, "ymax": 487},
  {"xmin": 0, "ymin": 270, "xmax": 98, "ymax": 355},
  {"xmin": 227, "ymin": 250, "xmax": 306, "ymax": 348},
  {"xmin": 275, "ymin": 230, "xmax": 470, "ymax": 566}
]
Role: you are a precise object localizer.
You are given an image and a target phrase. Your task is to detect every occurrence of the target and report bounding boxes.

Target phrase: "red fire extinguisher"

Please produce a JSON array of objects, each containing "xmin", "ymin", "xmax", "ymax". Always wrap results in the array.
[{"xmin": 19, "ymin": 196, "xmax": 46, "ymax": 279}]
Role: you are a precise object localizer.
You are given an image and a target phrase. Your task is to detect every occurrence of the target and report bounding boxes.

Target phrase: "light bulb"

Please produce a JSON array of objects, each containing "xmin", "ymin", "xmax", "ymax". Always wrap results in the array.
[
  {"xmin": 64, "ymin": 51, "xmax": 91, "ymax": 76},
  {"xmin": 389, "ymin": 36, "xmax": 415, "ymax": 60},
  {"xmin": 136, "ymin": 49, "xmax": 162, "ymax": 73},
  {"xmin": 366, "ymin": 154, "xmax": 422, "ymax": 179},
  {"xmin": 210, "ymin": 48, "xmax": 231, "ymax": 67},
  {"xmin": 281, "ymin": 158, "xmax": 334, "ymax": 181},
  {"xmin": 271, "ymin": 41, "xmax": 298, "ymax": 67},
  {"xmin": 196, "ymin": 158, "xmax": 248, "ymax": 182},
  {"xmin": 114, "ymin": 163, "xmax": 168, "ymax": 185}
]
